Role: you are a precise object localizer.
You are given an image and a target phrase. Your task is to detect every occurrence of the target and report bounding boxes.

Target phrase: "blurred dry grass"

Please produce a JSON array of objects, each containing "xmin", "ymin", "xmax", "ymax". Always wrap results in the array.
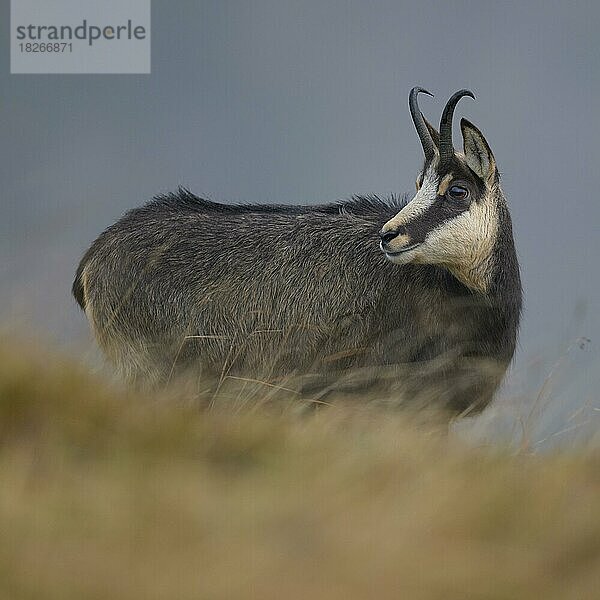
[{"xmin": 0, "ymin": 339, "xmax": 599, "ymax": 600}]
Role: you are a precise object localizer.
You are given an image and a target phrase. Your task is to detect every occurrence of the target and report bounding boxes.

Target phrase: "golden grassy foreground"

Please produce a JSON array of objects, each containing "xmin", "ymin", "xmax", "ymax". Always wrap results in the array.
[{"xmin": 0, "ymin": 342, "xmax": 599, "ymax": 600}]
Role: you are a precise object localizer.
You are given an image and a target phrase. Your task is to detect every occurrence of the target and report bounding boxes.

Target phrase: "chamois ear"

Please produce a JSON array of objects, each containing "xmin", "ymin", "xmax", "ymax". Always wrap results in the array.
[
  {"xmin": 422, "ymin": 114, "xmax": 440, "ymax": 149},
  {"xmin": 460, "ymin": 118, "xmax": 496, "ymax": 183}
]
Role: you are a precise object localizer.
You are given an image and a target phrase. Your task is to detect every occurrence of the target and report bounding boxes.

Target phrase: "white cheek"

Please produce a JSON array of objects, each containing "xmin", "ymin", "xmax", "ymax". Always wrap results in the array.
[
  {"xmin": 422, "ymin": 200, "xmax": 498, "ymax": 264},
  {"xmin": 424, "ymin": 213, "xmax": 475, "ymax": 259}
]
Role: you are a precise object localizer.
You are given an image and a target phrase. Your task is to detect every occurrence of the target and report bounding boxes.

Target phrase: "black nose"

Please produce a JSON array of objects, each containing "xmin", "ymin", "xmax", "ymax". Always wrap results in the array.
[{"xmin": 380, "ymin": 229, "xmax": 400, "ymax": 244}]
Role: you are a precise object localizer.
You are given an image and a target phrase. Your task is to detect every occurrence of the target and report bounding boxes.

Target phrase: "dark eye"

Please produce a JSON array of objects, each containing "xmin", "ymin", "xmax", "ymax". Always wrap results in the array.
[{"xmin": 447, "ymin": 185, "xmax": 469, "ymax": 201}]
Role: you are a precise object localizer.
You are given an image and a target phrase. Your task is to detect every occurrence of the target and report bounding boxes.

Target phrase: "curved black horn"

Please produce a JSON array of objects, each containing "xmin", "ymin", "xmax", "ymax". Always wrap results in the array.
[
  {"xmin": 439, "ymin": 89, "xmax": 475, "ymax": 163},
  {"xmin": 409, "ymin": 87, "xmax": 436, "ymax": 161}
]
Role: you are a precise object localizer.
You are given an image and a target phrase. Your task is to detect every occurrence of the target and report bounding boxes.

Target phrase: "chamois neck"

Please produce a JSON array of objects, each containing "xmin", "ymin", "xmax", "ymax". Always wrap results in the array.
[
  {"xmin": 450, "ymin": 194, "xmax": 519, "ymax": 300},
  {"xmin": 480, "ymin": 201, "xmax": 521, "ymax": 305},
  {"xmin": 447, "ymin": 254, "xmax": 496, "ymax": 295}
]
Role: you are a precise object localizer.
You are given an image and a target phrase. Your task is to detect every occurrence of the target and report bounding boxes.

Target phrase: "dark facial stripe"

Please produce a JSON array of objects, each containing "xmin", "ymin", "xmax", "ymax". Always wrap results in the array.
[{"xmin": 403, "ymin": 196, "xmax": 470, "ymax": 243}]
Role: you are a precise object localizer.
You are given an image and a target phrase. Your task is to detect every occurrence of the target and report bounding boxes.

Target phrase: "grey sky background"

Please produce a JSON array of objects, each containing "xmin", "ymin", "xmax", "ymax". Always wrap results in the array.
[{"xmin": 1, "ymin": 1, "xmax": 599, "ymax": 443}]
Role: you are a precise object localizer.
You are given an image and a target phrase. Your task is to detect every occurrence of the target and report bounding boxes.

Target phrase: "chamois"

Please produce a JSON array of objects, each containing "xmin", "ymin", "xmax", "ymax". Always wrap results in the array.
[{"xmin": 73, "ymin": 88, "xmax": 521, "ymax": 414}]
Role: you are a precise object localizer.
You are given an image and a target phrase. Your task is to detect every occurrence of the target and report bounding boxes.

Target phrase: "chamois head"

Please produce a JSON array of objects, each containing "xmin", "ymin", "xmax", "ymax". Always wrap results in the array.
[{"xmin": 380, "ymin": 88, "xmax": 503, "ymax": 293}]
